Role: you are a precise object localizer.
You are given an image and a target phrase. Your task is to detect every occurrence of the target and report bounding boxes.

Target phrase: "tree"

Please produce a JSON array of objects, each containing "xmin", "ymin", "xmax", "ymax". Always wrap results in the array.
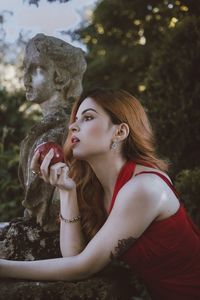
[
  {"xmin": 175, "ymin": 168, "xmax": 200, "ymax": 227},
  {"xmin": 72, "ymin": 0, "xmax": 197, "ymax": 95},
  {"xmin": 25, "ymin": 0, "xmax": 70, "ymax": 6},
  {"xmin": 0, "ymin": 89, "xmax": 41, "ymax": 221},
  {"xmin": 144, "ymin": 16, "xmax": 200, "ymax": 174}
]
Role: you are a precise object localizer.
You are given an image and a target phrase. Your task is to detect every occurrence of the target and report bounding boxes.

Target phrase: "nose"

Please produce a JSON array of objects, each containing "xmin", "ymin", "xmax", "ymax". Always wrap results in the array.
[
  {"xmin": 24, "ymin": 70, "xmax": 31, "ymax": 87},
  {"xmin": 69, "ymin": 121, "xmax": 80, "ymax": 132}
]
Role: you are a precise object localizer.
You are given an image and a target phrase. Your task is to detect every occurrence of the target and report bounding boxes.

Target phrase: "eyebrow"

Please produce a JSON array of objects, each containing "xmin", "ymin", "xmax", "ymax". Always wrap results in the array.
[
  {"xmin": 81, "ymin": 108, "xmax": 98, "ymax": 115},
  {"xmin": 75, "ymin": 108, "xmax": 98, "ymax": 120}
]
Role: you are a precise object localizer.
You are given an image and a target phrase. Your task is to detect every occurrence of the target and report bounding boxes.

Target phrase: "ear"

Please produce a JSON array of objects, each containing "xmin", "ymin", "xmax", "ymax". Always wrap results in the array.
[{"xmin": 114, "ymin": 123, "xmax": 129, "ymax": 141}]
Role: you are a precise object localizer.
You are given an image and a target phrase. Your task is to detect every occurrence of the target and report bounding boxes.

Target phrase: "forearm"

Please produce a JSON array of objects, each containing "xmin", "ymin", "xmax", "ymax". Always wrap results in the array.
[
  {"xmin": 59, "ymin": 189, "xmax": 86, "ymax": 257},
  {"xmin": 0, "ymin": 256, "xmax": 86, "ymax": 281}
]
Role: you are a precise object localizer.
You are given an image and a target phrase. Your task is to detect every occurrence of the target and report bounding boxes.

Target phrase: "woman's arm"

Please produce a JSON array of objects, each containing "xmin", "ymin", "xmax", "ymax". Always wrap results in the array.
[
  {"xmin": 0, "ymin": 255, "xmax": 86, "ymax": 281},
  {"xmin": 31, "ymin": 149, "xmax": 86, "ymax": 257},
  {"xmin": 59, "ymin": 188, "xmax": 85, "ymax": 256},
  {"xmin": 0, "ymin": 175, "xmax": 162, "ymax": 281}
]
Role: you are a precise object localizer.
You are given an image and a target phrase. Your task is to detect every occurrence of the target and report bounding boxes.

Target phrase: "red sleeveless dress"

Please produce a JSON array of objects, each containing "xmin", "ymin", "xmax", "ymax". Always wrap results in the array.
[{"xmin": 108, "ymin": 161, "xmax": 200, "ymax": 300}]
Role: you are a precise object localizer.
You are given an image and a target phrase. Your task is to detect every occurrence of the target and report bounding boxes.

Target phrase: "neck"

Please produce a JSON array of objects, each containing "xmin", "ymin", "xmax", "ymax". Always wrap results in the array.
[
  {"xmin": 87, "ymin": 154, "xmax": 127, "ymax": 201},
  {"xmin": 40, "ymin": 93, "xmax": 64, "ymax": 117}
]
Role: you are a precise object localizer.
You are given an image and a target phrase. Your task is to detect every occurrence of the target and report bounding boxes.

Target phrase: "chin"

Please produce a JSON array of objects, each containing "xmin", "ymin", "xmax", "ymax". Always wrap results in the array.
[
  {"xmin": 72, "ymin": 149, "xmax": 103, "ymax": 161},
  {"xmin": 72, "ymin": 152, "xmax": 86, "ymax": 160},
  {"xmin": 26, "ymin": 93, "xmax": 37, "ymax": 102},
  {"xmin": 72, "ymin": 148, "xmax": 91, "ymax": 160}
]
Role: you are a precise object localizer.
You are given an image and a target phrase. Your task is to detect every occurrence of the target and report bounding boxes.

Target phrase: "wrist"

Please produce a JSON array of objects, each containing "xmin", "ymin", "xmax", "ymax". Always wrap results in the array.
[
  {"xmin": 59, "ymin": 187, "xmax": 77, "ymax": 200},
  {"xmin": 59, "ymin": 188, "xmax": 79, "ymax": 215},
  {"xmin": 59, "ymin": 212, "xmax": 81, "ymax": 224},
  {"xmin": 58, "ymin": 178, "xmax": 76, "ymax": 193}
]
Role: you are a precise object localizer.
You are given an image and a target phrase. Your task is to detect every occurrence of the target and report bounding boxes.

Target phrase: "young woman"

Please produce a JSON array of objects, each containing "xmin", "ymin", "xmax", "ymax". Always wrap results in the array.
[{"xmin": 1, "ymin": 89, "xmax": 200, "ymax": 300}]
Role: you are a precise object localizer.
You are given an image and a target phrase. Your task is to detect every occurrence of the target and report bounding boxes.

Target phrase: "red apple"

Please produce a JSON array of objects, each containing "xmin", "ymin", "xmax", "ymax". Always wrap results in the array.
[{"xmin": 35, "ymin": 142, "xmax": 64, "ymax": 166}]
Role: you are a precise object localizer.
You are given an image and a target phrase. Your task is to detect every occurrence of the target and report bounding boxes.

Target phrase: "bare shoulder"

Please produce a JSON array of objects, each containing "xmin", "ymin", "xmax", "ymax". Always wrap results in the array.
[
  {"xmin": 113, "ymin": 172, "xmax": 163, "ymax": 220},
  {"xmin": 132, "ymin": 169, "xmax": 169, "ymax": 194},
  {"xmin": 117, "ymin": 170, "xmax": 166, "ymax": 205},
  {"xmin": 114, "ymin": 167, "xmax": 180, "ymax": 221}
]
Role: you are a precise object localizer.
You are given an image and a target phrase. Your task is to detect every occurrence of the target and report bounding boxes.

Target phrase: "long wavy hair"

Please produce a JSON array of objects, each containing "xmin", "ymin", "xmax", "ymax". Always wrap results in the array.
[{"xmin": 63, "ymin": 88, "xmax": 169, "ymax": 241}]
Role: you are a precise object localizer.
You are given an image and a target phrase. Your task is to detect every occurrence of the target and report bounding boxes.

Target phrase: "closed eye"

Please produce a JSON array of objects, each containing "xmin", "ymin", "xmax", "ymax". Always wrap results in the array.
[{"xmin": 84, "ymin": 115, "xmax": 94, "ymax": 121}]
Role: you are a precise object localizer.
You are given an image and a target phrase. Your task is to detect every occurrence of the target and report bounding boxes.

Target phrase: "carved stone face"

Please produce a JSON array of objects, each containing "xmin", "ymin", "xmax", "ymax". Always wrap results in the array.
[{"xmin": 23, "ymin": 50, "xmax": 57, "ymax": 104}]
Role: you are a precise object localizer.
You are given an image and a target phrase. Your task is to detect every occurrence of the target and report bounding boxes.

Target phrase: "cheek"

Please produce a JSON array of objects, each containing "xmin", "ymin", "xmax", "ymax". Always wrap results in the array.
[
  {"xmin": 32, "ymin": 72, "xmax": 45, "ymax": 88},
  {"xmin": 85, "ymin": 123, "xmax": 112, "ymax": 149},
  {"xmin": 87, "ymin": 123, "xmax": 105, "ymax": 138}
]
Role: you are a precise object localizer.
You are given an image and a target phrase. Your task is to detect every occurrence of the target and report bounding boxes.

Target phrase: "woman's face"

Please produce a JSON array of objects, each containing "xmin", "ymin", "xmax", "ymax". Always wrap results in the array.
[{"xmin": 69, "ymin": 97, "xmax": 117, "ymax": 160}]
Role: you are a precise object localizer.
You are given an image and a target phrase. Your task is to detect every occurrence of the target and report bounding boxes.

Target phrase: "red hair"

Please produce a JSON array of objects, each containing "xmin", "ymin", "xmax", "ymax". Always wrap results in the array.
[{"xmin": 64, "ymin": 88, "xmax": 169, "ymax": 241}]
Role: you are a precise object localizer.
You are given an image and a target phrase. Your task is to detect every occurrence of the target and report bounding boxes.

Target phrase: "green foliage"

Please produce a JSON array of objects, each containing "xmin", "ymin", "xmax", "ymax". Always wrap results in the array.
[
  {"xmin": 0, "ymin": 143, "xmax": 23, "ymax": 221},
  {"xmin": 144, "ymin": 16, "xmax": 200, "ymax": 174},
  {"xmin": 72, "ymin": 0, "xmax": 196, "ymax": 95},
  {"xmin": 175, "ymin": 168, "xmax": 200, "ymax": 227},
  {"xmin": 0, "ymin": 89, "xmax": 41, "ymax": 221}
]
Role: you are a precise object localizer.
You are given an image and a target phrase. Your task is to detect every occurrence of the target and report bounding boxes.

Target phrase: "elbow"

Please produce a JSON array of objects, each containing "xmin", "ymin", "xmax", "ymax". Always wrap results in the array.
[
  {"xmin": 73, "ymin": 255, "xmax": 104, "ymax": 280},
  {"xmin": 72, "ymin": 256, "xmax": 101, "ymax": 281},
  {"xmin": 57, "ymin": 255, "xmax": 96, "ymax": 282},
  {"xmin": 76, "ymin": 267, "xmax": 98, "ymax": 281},
  {"xmin": 58, "ymin": 251, "xmax": 106, "ymax": 282},
  {"xmin": 73, "ymin": 259, "xmax": 96, "ymax": 281}
]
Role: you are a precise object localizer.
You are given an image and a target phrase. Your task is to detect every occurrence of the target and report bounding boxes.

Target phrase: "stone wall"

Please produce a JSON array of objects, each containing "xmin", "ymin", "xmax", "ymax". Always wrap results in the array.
[
  {"xmin": 0, "ymin": 222, "xmax": 148, "ymax": 300},
  {"xmin": 0, "ymin": 262, "xmax": 138, "ymax": 300}
]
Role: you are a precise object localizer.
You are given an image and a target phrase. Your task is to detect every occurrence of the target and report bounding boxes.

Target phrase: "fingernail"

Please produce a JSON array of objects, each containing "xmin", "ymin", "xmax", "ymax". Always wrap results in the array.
[
  {"xmin": 35, "ymin": 150, "xmax": 40, "ymax": 157},
  {"xmin": 49, "ymin": 148, "xmax": 54, "ymax": 155}
]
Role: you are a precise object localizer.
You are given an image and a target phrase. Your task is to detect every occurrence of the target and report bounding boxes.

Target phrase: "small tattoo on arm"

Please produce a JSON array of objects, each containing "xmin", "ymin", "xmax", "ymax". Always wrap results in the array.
[{"xmin": 110, "ymin": 237, "xmax": 136, "ymax": 261}]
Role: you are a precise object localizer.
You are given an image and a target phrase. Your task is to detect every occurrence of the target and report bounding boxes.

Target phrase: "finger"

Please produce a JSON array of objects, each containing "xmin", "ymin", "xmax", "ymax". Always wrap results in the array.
[
  {"xmin": 50, "ymin": 162, "xmax": 67, "ymax": 172},
  {"xmin": 55, "ymin": 166, "xmax": 67, "ymax": 189},
  {"xmin": 47, "ymin": 162, "xmax": 67, "ymax": 186},
  {"xmin": 49, "ymin": 166, "xmax": 62, "ymax": 186},
  {"xmin": 40, "ymin": 149, "xmax": 54, "ymax": 181},
  {"xmin": 30, "ymin": 150, "xmax": 40, "ymax": 173},
  {"xmin": 59, "ymin": 166, "xmax": 75, "ymax": 190},
  {"xmin": 49, "ymin": 169, "xmax": 58, "ymax": 186},
  {"xmin": 49, "ymin": 163, "xmax": 67, "ymax": 183}
]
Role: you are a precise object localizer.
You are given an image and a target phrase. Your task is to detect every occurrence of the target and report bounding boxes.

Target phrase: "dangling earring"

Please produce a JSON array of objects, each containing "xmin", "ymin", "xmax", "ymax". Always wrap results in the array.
[{"xmin": 111, "ymin": 140, "xmax": 120, "ymax": 151}]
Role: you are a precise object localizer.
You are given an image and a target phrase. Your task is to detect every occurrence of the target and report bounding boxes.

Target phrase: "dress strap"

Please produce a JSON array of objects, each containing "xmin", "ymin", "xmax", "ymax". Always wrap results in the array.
[
  {"xmin": 108, "ymin": 161, "xmax": 136, "ymax": 214},
  {"xmin": 135, "ymin": 171, "xmax": 181, "ymax": 200}
]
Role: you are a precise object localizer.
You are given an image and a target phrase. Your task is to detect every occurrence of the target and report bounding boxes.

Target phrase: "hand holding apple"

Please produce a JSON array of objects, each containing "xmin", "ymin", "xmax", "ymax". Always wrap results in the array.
[
  {"xmin": 31, "ymin": 142, "xmax": 75, "ymax": 191},
  {"xmin": 34, "ymin": 142, "xmax": 64, "ymax": 166}
]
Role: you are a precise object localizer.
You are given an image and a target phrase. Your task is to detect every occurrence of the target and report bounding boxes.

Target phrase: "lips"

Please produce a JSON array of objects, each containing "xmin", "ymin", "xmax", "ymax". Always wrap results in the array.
[
  {"xmin": 71, "ymin": 136, "xmax": 80, "ymax": 145},
  {"xmin": 25, "ymin": 84, "xmax": 32, "ymax": 92},
  {"xmin": 25, "ymin": 87, "xmax": 33, "ymax": 95}
]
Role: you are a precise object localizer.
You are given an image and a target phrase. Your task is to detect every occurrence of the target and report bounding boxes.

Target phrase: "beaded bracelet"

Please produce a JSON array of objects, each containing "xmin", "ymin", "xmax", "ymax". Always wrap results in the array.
[{"xmin": 59, "ymin": 212, "xmax": 81, "ymax": 223}]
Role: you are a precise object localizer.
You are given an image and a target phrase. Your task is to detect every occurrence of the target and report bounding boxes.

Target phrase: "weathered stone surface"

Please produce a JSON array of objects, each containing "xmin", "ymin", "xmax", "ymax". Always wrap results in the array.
[
  {"xmin": 0, "ymin": 223, "xmax": 148, "ymax": 299},
  {"xmin": 0, "ymin": 219, "xmax": 61, "ymax": 260},
  {"xmin": 0, "ymin": 264, "xmax": 136, "ymax": 300}
]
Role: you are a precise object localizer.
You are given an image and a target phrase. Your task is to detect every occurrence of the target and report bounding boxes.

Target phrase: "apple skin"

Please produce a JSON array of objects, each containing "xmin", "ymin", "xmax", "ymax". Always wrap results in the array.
[{"xmin": 35, "ymin": 142, "xmax": 64, "ymax": 166}]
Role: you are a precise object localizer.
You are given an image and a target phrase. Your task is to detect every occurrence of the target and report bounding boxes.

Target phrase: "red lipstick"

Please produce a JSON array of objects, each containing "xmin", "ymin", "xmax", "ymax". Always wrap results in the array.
[{"xmin": 71, "ymin": 136, "xmax": 80, "ymax": 145}]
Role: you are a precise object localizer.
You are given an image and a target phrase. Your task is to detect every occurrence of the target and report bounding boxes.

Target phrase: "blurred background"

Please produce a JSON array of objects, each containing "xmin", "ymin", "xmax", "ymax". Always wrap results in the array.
[{"xmin": 0, "ymin": 0, "xmax": 199, "ymax": 227}]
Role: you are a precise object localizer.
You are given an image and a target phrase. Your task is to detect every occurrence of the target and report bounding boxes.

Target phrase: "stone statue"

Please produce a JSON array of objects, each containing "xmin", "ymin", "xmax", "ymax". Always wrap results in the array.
[{"xmin": 18, "ymin": 33, "xmax": 87, "ymax": 231}]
